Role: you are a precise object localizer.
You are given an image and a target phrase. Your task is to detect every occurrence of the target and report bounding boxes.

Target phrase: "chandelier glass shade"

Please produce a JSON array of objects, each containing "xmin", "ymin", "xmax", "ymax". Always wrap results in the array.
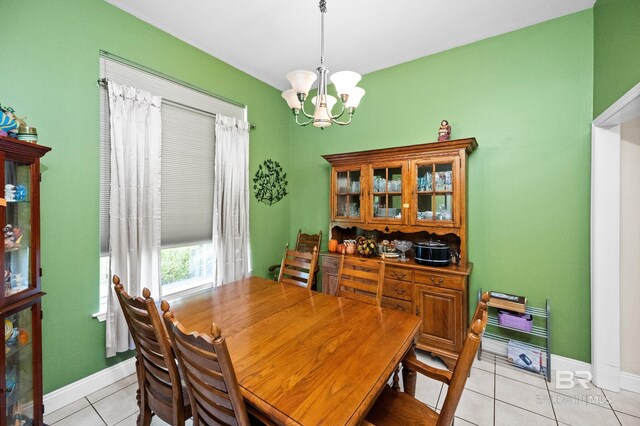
[{"xmin": 281, "ymin": 0, "xmax": 365, "ymax": 128}]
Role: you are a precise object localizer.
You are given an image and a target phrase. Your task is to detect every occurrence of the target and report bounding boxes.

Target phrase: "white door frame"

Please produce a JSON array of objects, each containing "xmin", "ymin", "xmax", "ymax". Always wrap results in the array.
[{"xmin": 591, "ymin": 82, "xmax": 640, "ymax": 391}]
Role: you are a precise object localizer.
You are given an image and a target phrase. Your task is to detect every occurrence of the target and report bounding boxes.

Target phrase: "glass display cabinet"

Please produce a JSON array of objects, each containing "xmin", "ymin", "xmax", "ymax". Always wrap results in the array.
[{"xmin": 0, "ymin": 135, "xmax": 51, "ymax": 426}]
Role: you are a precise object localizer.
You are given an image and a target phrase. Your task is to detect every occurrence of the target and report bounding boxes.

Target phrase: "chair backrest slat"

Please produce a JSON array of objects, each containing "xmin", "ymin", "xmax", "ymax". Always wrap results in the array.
[
  {"xmin": 112, "ymin": 276, "xmax": 189, "ymax": 425},
  {"xmin": 336, "ymin": 255, "xmax": 385, "ymax": 307},
  {"xmin": 296, "ymin": 229, "xmax": 322, "ymax": 254},
  {"xmin": 277, "ymin": 245, "xmax": 319, "ymax": 289},
  {"xmin": 162, "ymin": 303, "xmax": 251, "ymax": 426}
]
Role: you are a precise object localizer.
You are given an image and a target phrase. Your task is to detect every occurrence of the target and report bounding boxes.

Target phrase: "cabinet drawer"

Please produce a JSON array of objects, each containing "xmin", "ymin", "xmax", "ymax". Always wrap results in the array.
[
  {"xmin": 415, "ymin": 271, "xmax": 464, "ymax": 290},
  {"xmin": 385, "ymin": 266, "xmax": 413, "ymax": 282},
  {"xmin": 321, "ymin": 256, "xmax": 340, "ymax": 272},
  {"xmin": 381, "ymin": 297, "xmax": 413, "ymax": 314},
  {"xmin": 383, "ymin": 279, "xmax": 413, "ymax": 301}
]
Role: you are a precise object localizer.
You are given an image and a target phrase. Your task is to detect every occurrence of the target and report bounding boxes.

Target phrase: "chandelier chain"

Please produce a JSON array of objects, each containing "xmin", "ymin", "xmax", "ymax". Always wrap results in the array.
[{"xmin": 319, "ymin": 0, "xmax": 327, "ymax": 13}]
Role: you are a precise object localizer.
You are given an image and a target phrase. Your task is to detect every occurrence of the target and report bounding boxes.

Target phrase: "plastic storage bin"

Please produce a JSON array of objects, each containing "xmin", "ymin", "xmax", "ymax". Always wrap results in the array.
[{"xmin": 497, "ymin": 310, "xmax": 533, "ymax": 332}]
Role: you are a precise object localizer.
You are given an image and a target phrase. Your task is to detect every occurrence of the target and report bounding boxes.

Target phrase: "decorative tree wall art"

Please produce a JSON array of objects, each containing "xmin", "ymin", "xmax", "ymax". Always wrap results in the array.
[{"xmin": 253, "ymin": 159, "xmax": 288, "ymax": 206}]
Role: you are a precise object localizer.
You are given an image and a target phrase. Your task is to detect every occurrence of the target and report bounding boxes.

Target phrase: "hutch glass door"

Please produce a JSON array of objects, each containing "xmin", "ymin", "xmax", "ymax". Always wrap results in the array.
[
  {"xmin": 334, "ymin": 168, "xmax": 362, "ymax": 222},
  {"xmin": 415, "ymin": 159, "xmax": 455, "ymax": 225},
  {"xmin": 370, "ymin": 164, "xmax": 404, "ymax": 222}
]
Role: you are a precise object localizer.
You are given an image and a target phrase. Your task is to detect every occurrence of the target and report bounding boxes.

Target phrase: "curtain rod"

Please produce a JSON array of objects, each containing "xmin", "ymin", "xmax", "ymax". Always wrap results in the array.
[
  {"xmin": 98, "ymin": 78, "xmax": 256, "ymax": 130},
  {"xmin": 98, "ymin": 50, "xmax": 256, "ymax": 130}
]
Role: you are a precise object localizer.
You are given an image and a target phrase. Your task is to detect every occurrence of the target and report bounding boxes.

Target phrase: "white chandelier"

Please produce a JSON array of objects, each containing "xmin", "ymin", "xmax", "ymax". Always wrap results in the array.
[{"xmin": 281, "ymin": 0, "xmax": 365, "ymax": 128}]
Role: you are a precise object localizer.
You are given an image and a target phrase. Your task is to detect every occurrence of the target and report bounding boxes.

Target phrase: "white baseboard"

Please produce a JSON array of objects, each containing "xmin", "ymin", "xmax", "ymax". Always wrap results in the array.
[
  {"xmin": 621, "ymin": 371, "xmax": 640, "ymax": 394},
  {"xmin": 43, "ymin": 358, "xmax": 136, "ymax": 414}
]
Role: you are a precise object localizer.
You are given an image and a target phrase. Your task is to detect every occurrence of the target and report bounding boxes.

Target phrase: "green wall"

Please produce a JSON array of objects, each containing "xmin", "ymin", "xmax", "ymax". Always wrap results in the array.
[
  {"xmin": 1, "ymin": 0, "xmax": 291, "ymax": 393},
  {"xmin": 289, "ymin": 11, "xmax": 594, "ymax": 362},
  {"xmin": 593, "ymin": 0, "xmax": 640, "ymax": 117}
]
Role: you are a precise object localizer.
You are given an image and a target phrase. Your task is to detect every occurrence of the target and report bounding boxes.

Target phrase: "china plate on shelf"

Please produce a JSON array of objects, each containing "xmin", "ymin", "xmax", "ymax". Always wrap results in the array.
[{"xmin": 381, "ymin": 252, "xmax": 400, "ymax": 258}]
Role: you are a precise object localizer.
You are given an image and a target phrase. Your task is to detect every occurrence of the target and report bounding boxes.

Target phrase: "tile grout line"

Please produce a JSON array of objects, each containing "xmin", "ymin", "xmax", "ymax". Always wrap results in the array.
[
  {"xmin": 493, "ymin": 358, "xmax": 497, "ymax": 426},
  {"xmin": 47, "ymin": 397, "xmax": 92, "ymax": 425},
  {"xmin": 543, "ymin": 375, "xmax": 559, "ymax": 425}
]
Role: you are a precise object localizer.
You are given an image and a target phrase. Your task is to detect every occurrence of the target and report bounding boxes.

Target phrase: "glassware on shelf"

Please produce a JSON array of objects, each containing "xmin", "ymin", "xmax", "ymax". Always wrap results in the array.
[{"xmin": 393, "ymin": 240, "xmax": 413, "ymax": 262}]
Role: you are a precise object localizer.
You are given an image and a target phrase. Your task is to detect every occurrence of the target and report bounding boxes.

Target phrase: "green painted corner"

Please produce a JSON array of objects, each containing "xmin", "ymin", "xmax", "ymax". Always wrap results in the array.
[
  {"xmin": 593, "ymin": 0, "xmax": 640, "ymax": 117},
  {"xmin": 289, "ymin": 10, "xmax": 594, "ymax": 362}
]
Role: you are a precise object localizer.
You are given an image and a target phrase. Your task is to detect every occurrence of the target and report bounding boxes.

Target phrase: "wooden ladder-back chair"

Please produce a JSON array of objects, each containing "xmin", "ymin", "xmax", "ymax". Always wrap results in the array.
[
  {"xmin": 112, "ymin": 276, "xmax": 191, "ymax": 426},
  {"xmin": 161, "ymin": 301, "xmax": 251, "ymax": 426},
  {"xmin": 336, "ymin": 255, "xmax": 385, "ymax": 307},
  {"xmin": 365, "ymin": 292, "xmax": 490, "ymax": 426},
  {"xmin": 277, "ymin": 244, "xmax": 319, "ymax": 289},
  {"xmin": 268, "ymin": 229, "xmax": 322, "ymax": 282}
]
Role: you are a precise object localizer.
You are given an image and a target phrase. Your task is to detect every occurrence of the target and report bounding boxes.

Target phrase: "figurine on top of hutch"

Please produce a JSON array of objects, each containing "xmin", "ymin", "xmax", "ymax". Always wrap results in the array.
[
  {"xmin": 0, "ymin": 135, "xmax": 51, "ymax": 426},
  {"xmin": 321, "ymin": 138, "xmax": 477, "ymax": 369}
]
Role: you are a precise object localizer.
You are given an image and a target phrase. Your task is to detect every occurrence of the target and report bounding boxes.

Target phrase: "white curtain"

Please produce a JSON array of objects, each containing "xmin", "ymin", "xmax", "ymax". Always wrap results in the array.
[
  {"xmin": 213, "ymin": 114, "xmax": 251, "ymax": 284},
  {"xmin": 105, "ymin": 81, "xmax": 162, "ymax": 357}
]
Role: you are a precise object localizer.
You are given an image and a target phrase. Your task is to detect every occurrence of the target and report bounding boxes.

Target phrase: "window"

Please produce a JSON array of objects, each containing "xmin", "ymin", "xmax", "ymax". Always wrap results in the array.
[{"xmin": 97, "ymin": 55, "xmax": 245, "ymax": 317}]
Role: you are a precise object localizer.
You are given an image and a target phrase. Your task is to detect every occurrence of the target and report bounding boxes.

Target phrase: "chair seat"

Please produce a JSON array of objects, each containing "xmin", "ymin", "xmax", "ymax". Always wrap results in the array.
[{"xmin": 366, "ymin": 385, "xmax": 439, "ymax": 426}]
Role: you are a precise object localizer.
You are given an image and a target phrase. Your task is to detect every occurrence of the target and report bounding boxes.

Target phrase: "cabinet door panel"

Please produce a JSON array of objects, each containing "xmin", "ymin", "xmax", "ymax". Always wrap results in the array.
[
  {"xmin": 411, "ymin": 157, "xmax": 460, "ymax": 227},
  {"xmin": 368, "ymin": 162, "xmax": 407, "ymax": 224},
  {"xmin": 332, "ymin": 167, "xmax": 364, "ymax": 223},
  {"xmin": 416, "ymin": 285, "xmax": 462, "ymax": 352},
  {"xmin": 321, "ymin": 256, "xmax": 340, "ymax": 295}
]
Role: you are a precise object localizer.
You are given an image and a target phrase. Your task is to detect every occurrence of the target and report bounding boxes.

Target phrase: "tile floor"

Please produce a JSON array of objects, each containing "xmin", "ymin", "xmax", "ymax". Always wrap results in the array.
[{"xmin": 44, "ymin": 351, "xmax": 640, "ymax": 426}]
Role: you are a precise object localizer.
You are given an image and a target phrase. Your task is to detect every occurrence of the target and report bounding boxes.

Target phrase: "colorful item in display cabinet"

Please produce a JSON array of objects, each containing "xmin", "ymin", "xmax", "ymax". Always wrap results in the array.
[
  {"xmin": 18, "ymin": 328, "xmax": 29, "ymax": 345},
  {"xmin": 4, "ymin": 224, "xmax": 23, "ymax": 249},
  {"xmin": 5, "ymin": 319, "xmax": 13, "ymax": 341},
  {"xmin": 5, "ymin": 184, "xmax": 16, "ymax": 201},
  {"xmin": 14, "ymin": 184, "xmax": 27, "ymax": 201}
]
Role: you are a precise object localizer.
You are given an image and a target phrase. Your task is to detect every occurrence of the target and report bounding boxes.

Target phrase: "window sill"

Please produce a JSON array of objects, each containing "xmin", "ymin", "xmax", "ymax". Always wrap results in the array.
[{"xmin": 93, "ymin": 311, "xmax": 106, "ymax": 322}]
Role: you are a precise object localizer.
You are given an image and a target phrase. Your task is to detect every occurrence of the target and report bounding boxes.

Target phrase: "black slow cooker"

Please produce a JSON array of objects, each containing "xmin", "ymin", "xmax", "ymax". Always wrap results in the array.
[{"xmin": 414, "ymin": 241, "xmax": 450, "ymax": 267}]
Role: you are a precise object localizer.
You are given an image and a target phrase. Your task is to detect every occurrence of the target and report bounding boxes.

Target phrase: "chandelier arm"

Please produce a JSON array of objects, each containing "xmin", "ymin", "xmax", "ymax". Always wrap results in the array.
[
  {"xmin": 299, "ymin": 102, "xmax": 316, "ymax": 119},
  {"xmin": 330, "ymin": 112, "xmax": 353, "ymax": 126},
  {"xmin": 295, "ymin": 114, "xmax": 314, "ymax": 126},
  {"xmin": 329, "ymin": 104, "xmax": 346, "ymax": 120}
]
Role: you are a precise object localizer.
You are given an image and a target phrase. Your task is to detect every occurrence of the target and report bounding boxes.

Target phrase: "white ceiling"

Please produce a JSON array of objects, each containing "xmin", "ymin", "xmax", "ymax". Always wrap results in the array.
[{"xmin": 105, "ymin": 0, "xmax": 595, "ymax": 91}]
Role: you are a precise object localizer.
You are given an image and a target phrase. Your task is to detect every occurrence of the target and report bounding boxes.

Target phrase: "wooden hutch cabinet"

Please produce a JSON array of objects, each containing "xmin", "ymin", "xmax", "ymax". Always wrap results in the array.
[
  {"xmin": 0, "ymin": 136, "xmax": 51, "ymax": 426},
  {"xmin": 321, "ymin": 138, "xmax": 477, "ymax": 369}
]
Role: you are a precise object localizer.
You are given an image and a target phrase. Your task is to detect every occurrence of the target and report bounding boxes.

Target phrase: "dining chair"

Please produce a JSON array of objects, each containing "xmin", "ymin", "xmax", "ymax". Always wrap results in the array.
[
  {"xmin": 336, "ymin": 255, "xmax": 385, "ymax": 306},
  {"xmin": 277, "ymin": 244, "xmax": 319, "ymax": 289},
  {"xmin": 161, "ymin": 301, "xmax": 251, "ymax": 426},
  {"xmin": 112, "ymin": 275, "xmax": 191, "ymax": 426},
  {"xmin": 365, "ymin": 292, "xmax": 490, "ymax": 426},
  {"xmin": 268, "ymin": 229, "xmax": 322, "ymax": 281}
]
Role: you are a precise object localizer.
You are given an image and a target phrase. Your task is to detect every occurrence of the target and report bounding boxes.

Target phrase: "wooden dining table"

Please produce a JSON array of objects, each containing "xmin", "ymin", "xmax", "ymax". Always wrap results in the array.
[{"xmin": 168, "ymin": 276, "xmax": 422, "ymax": 425}]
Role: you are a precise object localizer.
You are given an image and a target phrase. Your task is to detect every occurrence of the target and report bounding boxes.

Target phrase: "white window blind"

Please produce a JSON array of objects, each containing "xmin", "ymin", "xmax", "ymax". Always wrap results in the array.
[{"xmin": 99, "ymin": 55, "xmax": 245, "ymax": 254}]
